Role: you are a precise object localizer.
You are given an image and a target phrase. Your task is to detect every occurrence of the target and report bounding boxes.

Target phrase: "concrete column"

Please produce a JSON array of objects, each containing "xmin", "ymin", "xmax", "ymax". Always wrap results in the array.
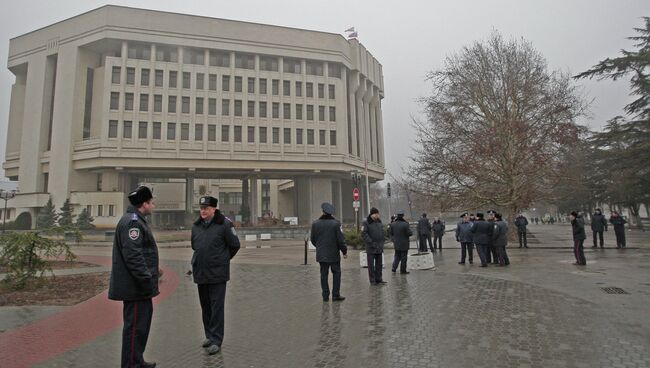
[
  {"xmin": 250, "ymin": 175, "xmax": 258, "ymax": 225},
  {"xmin": 294, "ymin": 176, "xmax": 333, "ymax": 224},
  {"xmin": 241, "ymin": 177, "xmax": 249, "ymax": 224},
  {"xmin": 185, "ymin": 174, "xmax": 194, "ymax": 213},
  {"xmin": 340, "ymin": 179, "xmax": 355, "ymax": 224}
]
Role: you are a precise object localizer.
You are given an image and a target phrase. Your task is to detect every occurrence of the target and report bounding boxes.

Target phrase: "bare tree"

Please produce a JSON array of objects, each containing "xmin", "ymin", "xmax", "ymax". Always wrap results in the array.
[{"xmin": 409, "ymin": 32, "xmax": 587, "ymax": 230}]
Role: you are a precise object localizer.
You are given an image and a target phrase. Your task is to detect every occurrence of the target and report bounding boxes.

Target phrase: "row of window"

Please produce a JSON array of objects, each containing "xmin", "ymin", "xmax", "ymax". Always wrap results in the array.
[
  {"xmin": 108, "ymin": 120, "xmax": 337, "ymax": 145},
  {"xmin": 109, "ymin": 92, "xmax": 337, "ymax": 121},
  {"xmin": 125, "ymin": 43, "xmax": 341, "ymax": 77},
  {"xmin": 111, "ymin": 67, "xmax": 337, "ymax": 98},
  {"xmin": 87, "ymin": 204, "xmax": 115, "ymax": 217}
]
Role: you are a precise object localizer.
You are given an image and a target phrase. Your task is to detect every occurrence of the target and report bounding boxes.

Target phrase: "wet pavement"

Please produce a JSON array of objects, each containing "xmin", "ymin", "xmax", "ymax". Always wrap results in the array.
[{"xmin": 2, "ymin": 224, "xmax": 649, "ymax": 367}]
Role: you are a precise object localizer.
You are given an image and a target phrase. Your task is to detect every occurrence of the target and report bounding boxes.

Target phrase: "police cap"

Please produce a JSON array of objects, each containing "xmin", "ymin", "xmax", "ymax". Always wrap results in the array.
[{"xmin": 199, "ymin": 196, "xmax": 218, "ymax": 207}]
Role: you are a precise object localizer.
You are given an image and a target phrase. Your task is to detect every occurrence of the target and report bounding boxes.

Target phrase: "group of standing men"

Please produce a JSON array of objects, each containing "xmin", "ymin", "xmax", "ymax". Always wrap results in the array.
[
  {"xmin": 415, "ymin": 213, "xmax": 446, "ymax": 252},
  {"xmin": 109, "ymin": 186, "xmax": 241, "ymax": 367},
  {"xmin": 455, "ymin": 211, "xmax": 511, "ymax": 267}
]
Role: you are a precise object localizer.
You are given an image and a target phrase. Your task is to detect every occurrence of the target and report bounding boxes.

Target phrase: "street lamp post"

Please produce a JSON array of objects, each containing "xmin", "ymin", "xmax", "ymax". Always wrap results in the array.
[{"xmin": 0, "ymin": 189, "xmax": 17, "ymax": 233}]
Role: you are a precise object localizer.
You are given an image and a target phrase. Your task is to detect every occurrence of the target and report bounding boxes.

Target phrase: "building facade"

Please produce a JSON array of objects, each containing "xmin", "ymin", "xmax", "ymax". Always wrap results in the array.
[{"xmin": 3, "ymin": 5, "xmax": 385, "ymax": 228}]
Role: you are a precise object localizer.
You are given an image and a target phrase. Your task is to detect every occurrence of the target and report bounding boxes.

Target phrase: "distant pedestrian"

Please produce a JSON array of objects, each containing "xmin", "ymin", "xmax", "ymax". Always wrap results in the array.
[
  {"xmin": 494, "ymin": 213, "xmax": 510, "ymax": 266},
  {"xmin": 432, "ymin": 217, "xmax": 445, "ymax": 251},
  {"xmin": 486, "ymin": 210, "xmax": 498, "ymax": 264},
  {"xmin": 456, "ymin": 213, "xmax": 474, "ymax": 265},
  {"xmin": 609, "ymin": 211, "xmax": 627, "ymax": 248},
  {"xmin": 109, "ymin": 186, "xmax": 159, "ymax": 368},
  {"xmin": 515, "ymin": 213, "xmax": 529, "ymax": 248},
  {"xmin": 191, "ymin": 196, "xmax": 241, "ymax": 355},
  {"xmin": 570, "ymin": 211, "xmax": 587, "ymax": 266},
  {"xmin": 417, "ymin": 213, "xmax": 433, "ymax": 252},
  {"xmin": 535, "ymin": 217, "xmax": 539, "ymax": 225},
  {"xmin": 362, "ymin": 207, "xmax": 386, "ymax": 285},
  {"xmin": 390, "ymin": 210, "xmax": 412, "ymax": 274},
  {"xmin": 311, "ymin": 202, "xmax": 348, "ymax": 302},
  {"xmin": 591, "ymin": 208, "xmax": 608, "ymax": 248}
]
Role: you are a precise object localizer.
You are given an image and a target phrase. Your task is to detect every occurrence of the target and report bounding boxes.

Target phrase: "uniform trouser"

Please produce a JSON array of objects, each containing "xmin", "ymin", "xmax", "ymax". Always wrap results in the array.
[
  {"xmin": 460, "ymin": 242, "xmax": 474, "ymax": 263},
  {"xmin": 592, "ymin": 230, "xmax": 604, "ymax": 247},
  {"xmin": 418, "ymin": 235, "xmax": 431, "ymax": 252},
  {"xmin": 319, "ymin": 262, "xmax": 342, "ymax": 299},
  {"xmin": 121, "ymin": 299, "xmax": 153, "ymax": 368},
  {"xmin": 573, "ymin": 239, "xmax": 586, "ymax": 265},
  {"xmin": 476, "ymin": 244, "xmax": 489, "ymax": 266},
  {"xmin": 496, "ymin": 245, "xmax": 509, "ymax": 265},
  {"xmin": 518, "ymin": 231, "xmax": 527, "ymax": 247},
  {"xmin": 198, "ymin": 283, "xmax": 227, "ymax": 347},
  {"xmin": 485, "ymin": 244, "xmax": 494, "ymax": 263},
  {"xmin": 392, "ymin": 250, "xmax": 409, "ymax": 273},
  {"xmin": 433, "ymin": 235, "xmax": 443, "ymax": 249},
  {"xmin": 614, "ymin": 227, "xmax": 626, "ymax": 247},
  {"xmin": 367, "ymin": 252, "xmax": 383, "ymax": 283}
]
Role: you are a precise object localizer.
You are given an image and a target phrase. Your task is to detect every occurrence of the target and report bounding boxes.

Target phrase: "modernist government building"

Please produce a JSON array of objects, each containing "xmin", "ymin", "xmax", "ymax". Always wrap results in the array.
[{"xmin": 2, "ymin": 5, "xmax": 385, "ymax": 228}]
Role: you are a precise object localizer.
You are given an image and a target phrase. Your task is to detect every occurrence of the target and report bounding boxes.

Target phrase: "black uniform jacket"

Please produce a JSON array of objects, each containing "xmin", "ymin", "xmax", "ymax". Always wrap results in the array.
[
  {"xmin": 389, "ymin": 218, "xmax": 413, "ymax": 251},
  {"xmin": 109, "ymin": 206, "xmax": 160, "ymax": 301},
  {"xmin": 311, "ymin": 214, "xmax": 347, "ymax": 263},
  {"xmin": 417, "ymin": 217, "xmax": 431, "ymax": 236},
  {"xmin": 470, "ymin": 219, "xmax": 495, "ymax": 245},
  {"xmin": 191, "ymin": 211, "xmax": 241, "ymax": 284},
  {"xmin": 494, "ymin": 220, "xmax": 508, "ymax": 247},
  {"xmin": 362, "ymin": 215, "xmax": 385, "ymax": 254},
  {"xmin": 572, "ymin": 217, "xmax": 587, "ymax": 241},
  {"xmin": 591, "ymin": 214, "xmax": 608, "ymax": 232}
]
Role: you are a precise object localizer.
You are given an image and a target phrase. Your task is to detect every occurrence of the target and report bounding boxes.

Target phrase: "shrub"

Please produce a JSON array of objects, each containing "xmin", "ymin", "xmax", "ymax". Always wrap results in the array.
[
  {"xmin": 343, "ymin": 228, "xmax": 364, "ymax": 249},
  {"xmin": 0, "ymin": 230, "xmax": 77, "ymax": 290}
]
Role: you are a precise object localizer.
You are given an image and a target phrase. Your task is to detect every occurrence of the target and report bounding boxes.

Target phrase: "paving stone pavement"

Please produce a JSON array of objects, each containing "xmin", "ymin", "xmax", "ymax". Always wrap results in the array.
[{"xmin": 34, "ymin": 252, "xmax": 650, "ymax": 368}]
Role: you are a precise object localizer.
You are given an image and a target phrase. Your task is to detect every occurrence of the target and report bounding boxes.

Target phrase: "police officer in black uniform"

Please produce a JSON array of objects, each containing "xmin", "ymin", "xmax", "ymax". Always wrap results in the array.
[
  {"xmin": 470, "ymin": 212, "xmax": 494, "ymax": 267},
  {"xmin": 109, "ymin": 186, "xmax": 159, "ymax": 368},
  {"xmin": 515, "ymin": 213, "xmax": 529, "ymax": 248},
  {"xmin": 311, "ymin": 202, "xmax": 348, "ymax": 302},
  {"xmin": 191, "ymin": 196, "xmax": 241, "ymax": 355},
  {"xmin": 486, "ymin": 210, "xmax": 498, "ymax": 263},
  {"xmin": 390, "ymin": 210, "xmax": 413, "ymax": 274}
]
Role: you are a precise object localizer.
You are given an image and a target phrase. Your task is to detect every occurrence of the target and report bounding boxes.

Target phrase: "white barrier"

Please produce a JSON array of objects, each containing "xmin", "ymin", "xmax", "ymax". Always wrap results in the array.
[
  {"xmin": 260, "ymin": 233, "xmax": 272, "ymax": 240},
  {"xmin": 407, "ymin": 252, "xmax": 435, "ymax": 270},
  {"xmin": 359, "ymin": 251, "xmax": 385, "ymax": 268},
  {"xmin": 245, "ymin": 234, "xmax": 257, "ymax": 242}
]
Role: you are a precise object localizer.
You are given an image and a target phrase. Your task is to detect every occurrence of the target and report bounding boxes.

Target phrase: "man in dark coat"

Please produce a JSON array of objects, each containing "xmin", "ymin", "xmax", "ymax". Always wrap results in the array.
[
  {"xmin": 417, "ymin": 213, "xmax": 433, "ymax": 252},
  {"xmin": 570, "ymin": 211, "xmax": 587, "ymax": 265},
  {"xmin": 514, "ymin": 213, "xmax": 529, "ymax": 248},
  {"xmin": 609, "ymin": 211, "xmax": 627, "ymax": 248},
  {"xmin": 191, "ymin": 196, "xmax": 241, "ymax": 355},
  {"xmin": 494, "ymin": 213, "xmax": 510, "ymax": 266},
  {"xmin": 109, "ymin": 186, "xmax": 159, "ymax": 368},
  {"xmin": 432, "ymin": 217, "xmax": 445, "ymax": 251},
  {"xmin": 591, "ymin": 208, "xmax": 608, "ymax": 248},
  {"xmin": 486, "ymin": 210, "xmax": 498, "ymax": 263},
  {"xmin": 362, "ymin": 207, "xmax": 386, "ymax": 284},
  {"xmin": 390, "ymin": 210, "xmax": 413, "ymax": 274},
  {"xmin": 311, "ymin": 202, "xmax": 348, "ymax": 302},
  {"xmin": 455, "ymin": 213, "xmax": 474, "ymax": 264},
  {"xmin": 470, "ymin": 213, "xmax": 494, "ymax": 267}
]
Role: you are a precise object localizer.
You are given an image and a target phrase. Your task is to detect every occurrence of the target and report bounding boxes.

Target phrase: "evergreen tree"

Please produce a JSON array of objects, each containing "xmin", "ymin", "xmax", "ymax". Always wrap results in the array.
[
  {"xmin": 36, "ymin": 196, "xmax": 59, "ymax": 229},
  {"xmin": 58, "ymin": 198, "xmax": 75, "ymax": 228},
  {"xmin": 75, "ymin": 208, "xmax": 95, "ymax": 230}
]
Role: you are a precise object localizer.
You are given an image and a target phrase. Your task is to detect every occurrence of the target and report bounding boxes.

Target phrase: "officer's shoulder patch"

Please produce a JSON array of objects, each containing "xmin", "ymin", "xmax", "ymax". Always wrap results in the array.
[
  {"xmin": 230, "ymin": 227, "xmax": 237, "ymax": 236},
  {"xmin": 128, "ymin": 228, "xmax": 140, "ymax": 240},
  {"xmin": 131, "ymin": 213, "xmax": 139, "ymax": 221}
]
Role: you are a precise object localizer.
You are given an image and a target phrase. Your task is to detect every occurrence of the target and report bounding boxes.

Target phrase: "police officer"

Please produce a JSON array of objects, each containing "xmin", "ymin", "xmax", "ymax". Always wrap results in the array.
[
  {"xmin": 570, "ymin": 211, "xmax": 587, "ymax": 265},
  {"xmin": 417, "ymin": 213, "xmax": 433, "ymax": 252},
  {"xmin": 191, "ymin": 196, "xmax": 241, "ymax": 355},
  {"xmin": 470, "ymin": 213, "xmax": 493, "ymax": 267},
  {"xmin": 515, "ymin": 213, "xmax": 529, "ymax": 248},
  {"xmin": 432, "ymin": 217, "xmax": 445, "ymax": 251},
  {"xmin": 486, "ymin": 210, "xmax": 498, "ymax": 263},
  {"xmin": 456, "ymin": 213, "xmax": 474, "ymax": 265},
  {"xmin": 494, "ymin": 213, "xmax": 510, "ymax": 266},
  {"xmin": 311, "ymin": 202, "xmax": 348, "ymax": 302},
  {"xmin": 390, "ymin": 210, "xmax": 413, "ymax": 274},
  {"xmin": 609, "ymin": 211, "xmax": 627, "ymax": 248},
  {"xmin": 591, "ymin": 208, "xmax": 608, "ymax": 248},
  {"xmin": 109, "ymin": 186, "xmax": 159, "ymax": 368},
  {"xmin": 362, "ymin": 207, "xmax": 386, "ymax": 284}
]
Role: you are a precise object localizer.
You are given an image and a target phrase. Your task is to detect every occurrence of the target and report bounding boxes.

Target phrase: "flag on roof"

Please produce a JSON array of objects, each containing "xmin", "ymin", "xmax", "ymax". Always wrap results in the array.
[{"xmin": 345, "ymin": 26, "xmax": 355, "ymax": 33}]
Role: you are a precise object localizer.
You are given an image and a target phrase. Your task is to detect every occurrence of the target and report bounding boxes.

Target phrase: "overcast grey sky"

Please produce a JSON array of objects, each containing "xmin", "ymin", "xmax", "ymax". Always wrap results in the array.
[{"xmin": 1, "ymin": 0, "xmax": 648, "ymax": 180}]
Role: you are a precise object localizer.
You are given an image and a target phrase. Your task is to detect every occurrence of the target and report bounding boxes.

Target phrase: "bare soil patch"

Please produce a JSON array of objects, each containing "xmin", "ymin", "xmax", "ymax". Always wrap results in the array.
[
  {"xmin": 0, "ymin": 260, "xmax": 99, "ymax": 273},
  {"xmin": 0, "ymin": 272, "xmax": 110, "ymax": 306}
]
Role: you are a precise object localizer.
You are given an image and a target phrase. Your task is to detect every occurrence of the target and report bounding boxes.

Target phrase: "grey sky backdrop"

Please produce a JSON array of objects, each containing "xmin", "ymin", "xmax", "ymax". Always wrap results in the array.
[{"xmin": 1, "ymin": 0, "xmax": 648, "ymax": 181}]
